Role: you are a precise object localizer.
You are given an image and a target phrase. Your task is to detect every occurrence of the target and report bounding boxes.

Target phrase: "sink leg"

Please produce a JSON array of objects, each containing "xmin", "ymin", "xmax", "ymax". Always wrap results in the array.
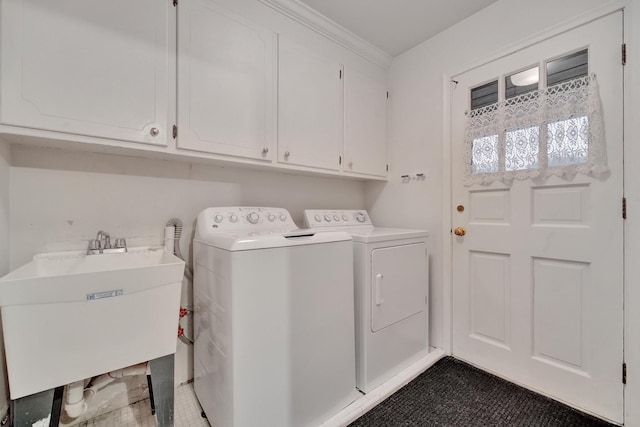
[
  {"xmin": 147, "ymin": 374, "xmax": 156, "ymax": 415},
  {"xmin": 149, "ymin": 354, "xmax": 174, "ymax": 427},
  {"xmin": 12, "ymin": 385, "xmax": 64, "ymax": 427},
  {"xmin": 50, "ymin": 386, "xmax": 64, "ymax": 426}
]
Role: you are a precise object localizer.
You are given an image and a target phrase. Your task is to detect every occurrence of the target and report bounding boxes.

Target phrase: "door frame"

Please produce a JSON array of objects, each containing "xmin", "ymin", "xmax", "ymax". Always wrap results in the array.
[{"xmin": 441, "ymin": 0, "xmax": 628, "ymax": 421}]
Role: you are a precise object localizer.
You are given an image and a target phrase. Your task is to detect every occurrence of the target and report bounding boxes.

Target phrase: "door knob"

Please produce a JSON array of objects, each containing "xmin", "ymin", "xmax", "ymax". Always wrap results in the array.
[{"xmin": 453, "ymin": 226, "xmax": 466, "ymax": 236}]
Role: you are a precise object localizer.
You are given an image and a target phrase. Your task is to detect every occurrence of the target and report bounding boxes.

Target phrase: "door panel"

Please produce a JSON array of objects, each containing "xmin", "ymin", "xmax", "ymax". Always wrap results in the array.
[
  {"xmin": 371, "ymin": 243, "xmax": 426, "ymax": 332},
  {"xmin": 344, "ymin": 67, "xmax": 388, "ymax": 177},
  {"xmin": 469, "ymin": 251, "xmax": 511, "ymax": 348},
  {"xmin": 0, "ymin": 0, "xmax": 170, "ymax": 145},
  {"xmin": 278, "ymin": 36, "xmax": 343, "ymax": 171},
  {"xmin": 532, "ymin": 258, "xmax": 589, "ymax": 372},
  {"xmin": 451, "ymin": 13, "xmax": 623, "ymax": 423},
  {"xmin": 177, "ymin": 0, "xmax": 275, "ymax": 160}
]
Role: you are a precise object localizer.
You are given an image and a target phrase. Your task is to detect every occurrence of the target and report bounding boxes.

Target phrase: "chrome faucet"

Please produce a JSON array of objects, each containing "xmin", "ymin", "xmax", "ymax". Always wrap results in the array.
[
  {"xmin": 97, "ymin": 230, "xmax": 111, "ymax": 250},
  {"xmin": 87, "ymin": 231, "xmax": 128, "ymax": 255}
]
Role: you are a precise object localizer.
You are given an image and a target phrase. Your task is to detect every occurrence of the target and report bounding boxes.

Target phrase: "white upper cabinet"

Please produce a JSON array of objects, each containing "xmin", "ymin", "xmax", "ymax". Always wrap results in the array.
[
  {"xmin": 278, "ymin": 36, "xmax": 343, "ymax": 171},
  {"xmin": 0, "ymin": 0, "xmax": 389, "ymax": 179},
  {"xmin": 0, "ymin": 0, "xmax": 171, "ymax": 146},
  {"xmin": 343, "ymin": 68, "xmax": 388, "ymax": 177},
  {"xmin": 177, "ymin": 0, "xmax": 275, "ymax": 161}
]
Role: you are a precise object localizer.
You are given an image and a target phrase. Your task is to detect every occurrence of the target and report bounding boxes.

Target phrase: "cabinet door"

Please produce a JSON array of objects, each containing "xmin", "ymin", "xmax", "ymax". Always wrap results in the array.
[
  {"xmin": 344, "ymin": 68, "xmax": 388, "ymax": 177},
  {"xmin": 177, "ymin": 0, "xmax": 275, "ymax": 161},
  {"xmin": 278, "ymin": 36, "xmax": 343, "ymax": 171},
  {"xmin": 0, "ymin": 0, "xmax": 171, "ymax": 146}
]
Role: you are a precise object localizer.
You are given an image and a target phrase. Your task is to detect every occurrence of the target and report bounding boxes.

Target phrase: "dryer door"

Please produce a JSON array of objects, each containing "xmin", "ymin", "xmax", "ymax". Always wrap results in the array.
[{"xmin": 371, "ymin": 242, "xmax": 426, "ymax": 332}]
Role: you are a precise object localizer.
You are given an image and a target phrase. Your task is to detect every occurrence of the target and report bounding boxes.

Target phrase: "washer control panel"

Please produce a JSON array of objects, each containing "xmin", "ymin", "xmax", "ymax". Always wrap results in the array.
[
  {"xmin": 200, "ymin": 207, "xmax": 296, "ymax": 232},
  {"xmin": 303, "ymin": 210, "xmax": 373, "ymax": 228}
]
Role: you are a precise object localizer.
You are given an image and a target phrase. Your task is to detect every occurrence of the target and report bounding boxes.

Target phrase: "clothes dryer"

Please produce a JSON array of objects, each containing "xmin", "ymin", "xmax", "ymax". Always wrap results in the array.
[
  {"xmin": 304, "ymin": 209, "xmax": 429, "ymax": 393},
  {"xmin": 194, "ymin": 207, "xmax": 358, "ymax": 427}
]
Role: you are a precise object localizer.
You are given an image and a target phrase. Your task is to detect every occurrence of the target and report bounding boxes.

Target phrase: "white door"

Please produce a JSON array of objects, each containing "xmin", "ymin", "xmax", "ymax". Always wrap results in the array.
[
  {"xmin": 177, "ymin": 0, "xmax": 275, "ymax": 161},
  {"xmin": 0, "ymin": 0, "xmax": 171, "ymax": 146},
  {"xmin": 344, "ymin": 67, "xmax": 388, "ymax": 177},
  {"xmin": 451, "ymin": 13, "xmax": 623, "ymax": 423},
  {"xmin": 278, "ymin": 36, "xmax": 343, "ymax": 171}
]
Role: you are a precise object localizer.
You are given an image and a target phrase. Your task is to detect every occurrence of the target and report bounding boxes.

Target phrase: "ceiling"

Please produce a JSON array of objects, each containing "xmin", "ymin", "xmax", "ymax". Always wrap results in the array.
[{"xmin": 297, "ymin": 0, "xmax": 499, "ymax": 57}]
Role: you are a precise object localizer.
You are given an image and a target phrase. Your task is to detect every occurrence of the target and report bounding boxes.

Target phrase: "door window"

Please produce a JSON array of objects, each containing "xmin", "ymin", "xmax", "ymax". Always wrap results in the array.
[{"xmin": 465, "ymin": 49, "xmax": 601, "ymax": 185}]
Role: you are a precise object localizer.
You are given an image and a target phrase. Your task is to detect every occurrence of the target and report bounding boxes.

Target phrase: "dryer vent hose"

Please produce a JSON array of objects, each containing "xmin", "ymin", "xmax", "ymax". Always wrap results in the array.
[{"xmin": 166, "ymin": 218, "xmax": 193, "ymax": 282}]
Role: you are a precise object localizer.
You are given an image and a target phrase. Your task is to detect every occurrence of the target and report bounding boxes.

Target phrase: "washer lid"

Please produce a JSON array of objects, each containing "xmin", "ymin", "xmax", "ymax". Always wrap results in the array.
[
  {"xmin": 348, "ymin": 227, "xmax": 428, "ymax": 243},
  {"xmin": 194, "ymin": 229, "xmax": 352, "ymax": 251}
]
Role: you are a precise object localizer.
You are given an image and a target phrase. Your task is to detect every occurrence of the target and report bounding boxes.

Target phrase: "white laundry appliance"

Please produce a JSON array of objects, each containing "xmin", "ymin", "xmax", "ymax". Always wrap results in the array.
[
  {"xmin": 193, "ymin": 207, "xmax": 359, "ymax": 427},
  {"xmin": 304, "ymin": 209, "xmax": 429, "ymax": 393}
]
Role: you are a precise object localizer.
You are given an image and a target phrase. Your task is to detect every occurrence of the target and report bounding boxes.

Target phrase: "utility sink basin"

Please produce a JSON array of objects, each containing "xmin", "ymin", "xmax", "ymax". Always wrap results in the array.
[{"xmin": 0, "ymin": 247, "xmax": 185, "ymax": 399}]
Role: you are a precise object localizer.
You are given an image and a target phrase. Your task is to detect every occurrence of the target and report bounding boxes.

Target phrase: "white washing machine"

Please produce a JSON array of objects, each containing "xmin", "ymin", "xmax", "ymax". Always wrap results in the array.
[
  {"xmin": 193, "ymin": 207, "xmax": 358, "ymax": 427},
  {"xmin": 304, "ymin": 209, "xmax": 429, "ymax": 393}
]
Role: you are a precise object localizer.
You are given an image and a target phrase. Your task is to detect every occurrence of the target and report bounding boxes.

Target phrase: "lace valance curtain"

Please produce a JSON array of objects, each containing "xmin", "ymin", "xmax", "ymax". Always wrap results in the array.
[{"xmin": 464, "ymin": 74, "xmax": 607, "ymax": 186}]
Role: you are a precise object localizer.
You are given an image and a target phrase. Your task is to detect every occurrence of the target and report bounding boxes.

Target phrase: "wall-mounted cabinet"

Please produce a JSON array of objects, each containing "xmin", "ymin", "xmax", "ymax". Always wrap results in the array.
[
  {"xmin": 0, "ymin": 0, "xmax": 171, "ymax": 146},
  {"xmin": 277, "ymin": 36, "xmax": 343, "ymax": 171},
  {"xmin": 0, "ymin": 0, "xmax": 389, "ymax": 180},
  {"xmin": 343, "ymin": 67, "xmax": 388, "ymax": 177},
  {"xmin": 177, "ymin": 0, "xmax": 275, "ymax": 161}
]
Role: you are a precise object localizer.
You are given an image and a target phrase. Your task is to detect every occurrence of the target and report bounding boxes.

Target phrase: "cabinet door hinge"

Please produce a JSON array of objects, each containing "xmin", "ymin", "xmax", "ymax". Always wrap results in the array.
[
  {"xmin": 172, "ymin": 125, "xmax": 178, "ymax": 139},
  {"xmin": 623, "ymin": 362, "xmax": 627, "ymax": 384},
  {"xmin": 622, "ymin": 43, "xmax": 627, "ymax": 66},
  {"xmin": 623, "ymin": 197, "xmax": 627, "ymax": 219}
]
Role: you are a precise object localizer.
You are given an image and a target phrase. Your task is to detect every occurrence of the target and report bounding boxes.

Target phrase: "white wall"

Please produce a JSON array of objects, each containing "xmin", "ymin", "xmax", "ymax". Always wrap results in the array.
[
  {"xmin": 366, "ymin": 0, "xmax": 620, "ymax": 351},
  {"xmin": 8, "ymin": 144, "xmax": 365, "ymax": 423},
  {"xmin": 0, "ymin": 140, "xmax": 10, "ymax": 421},
  {"xmin": 9, "ymin": 146, "xmax": 365, "ymax": 268}
]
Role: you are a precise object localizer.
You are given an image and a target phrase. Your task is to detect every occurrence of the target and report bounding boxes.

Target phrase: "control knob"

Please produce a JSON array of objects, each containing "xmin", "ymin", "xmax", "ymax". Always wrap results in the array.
[
  {"xmin": 355, "ymin": 212, "xmax": 366, "ymax": 223},
  {"xmin": 214, "ymin": 214, "xmax": 224, "ymax": 223},
  {"xmin": 324, "ymin": 214, "xmax": 332, "ymax": 222},
  {"xmin": 279, "ymin": 214, "xmax": 287, "ymax": 222},
  {"xmin": 267, "ymin": 214, "xmax": 276, "ymax": 222},
  {"xmin": 342, "ymin": 215, "xmax": 348, "ymax": 221},
  {"xmin": 230, "ymin": 214, "xmax": 238, "ymax": 223},
  {"xmin": 247, "ymin": 212, "xmax": 260, "ymax": 224},
  {"xmin": 314, "ymin": 214, "xmax": 322, "ymax": 222}
]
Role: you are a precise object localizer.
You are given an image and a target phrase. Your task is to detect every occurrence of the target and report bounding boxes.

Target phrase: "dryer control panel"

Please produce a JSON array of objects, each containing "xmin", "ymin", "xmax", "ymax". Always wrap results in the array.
[
  {"xmin": 199, "ymin": 207, "xmax": 296, "ymax": 233},
  {"xmin": 303, "ymin": 209, "xmax": 373, "ymax": 228}
]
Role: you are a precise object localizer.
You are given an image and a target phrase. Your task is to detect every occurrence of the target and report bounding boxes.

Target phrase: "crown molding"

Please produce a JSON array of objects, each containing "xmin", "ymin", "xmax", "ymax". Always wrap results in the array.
[{"xmin": 257, "ymin": 0, "xmax": 393, "ymax": 69}]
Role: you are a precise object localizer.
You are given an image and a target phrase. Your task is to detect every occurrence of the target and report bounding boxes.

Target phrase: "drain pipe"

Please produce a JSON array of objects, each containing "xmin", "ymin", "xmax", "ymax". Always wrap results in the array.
[
  {"xmin": 64, "ymin": 362, "xmax": 149, "ymax": 419},
  {"xmin": 84, "ymin": 362, "xmax": 149, "ymax": 398},
  {"xmin": 64, "ymin": 379, "xmax": 88, "ymax": 418}
]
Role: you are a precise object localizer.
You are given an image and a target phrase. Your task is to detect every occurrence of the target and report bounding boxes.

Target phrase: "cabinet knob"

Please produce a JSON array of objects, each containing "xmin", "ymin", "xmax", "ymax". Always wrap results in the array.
[
  {"xmin": 284, "ymin": 151, "xmax": 290, "ymax": 158},
  {"xmin": 262, "ymin": 147, "xmax": 269, "ymax": 154},
  {"xmin": 149, "ymin": 127, "xmax": 159, "ymax": 137}
]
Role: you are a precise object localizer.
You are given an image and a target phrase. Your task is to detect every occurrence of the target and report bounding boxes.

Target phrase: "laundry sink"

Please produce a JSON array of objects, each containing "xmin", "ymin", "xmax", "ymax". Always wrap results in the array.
[{"xmin": 0, "ymin": 247, "xmax": 185, "ymax": 399}]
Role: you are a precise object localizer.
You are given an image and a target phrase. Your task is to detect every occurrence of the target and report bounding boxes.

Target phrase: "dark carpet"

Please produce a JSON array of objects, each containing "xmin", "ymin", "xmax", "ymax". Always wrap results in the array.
[{"xmin": 348, "ymin": 357, "xmax": 614, "ymax": 427}]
